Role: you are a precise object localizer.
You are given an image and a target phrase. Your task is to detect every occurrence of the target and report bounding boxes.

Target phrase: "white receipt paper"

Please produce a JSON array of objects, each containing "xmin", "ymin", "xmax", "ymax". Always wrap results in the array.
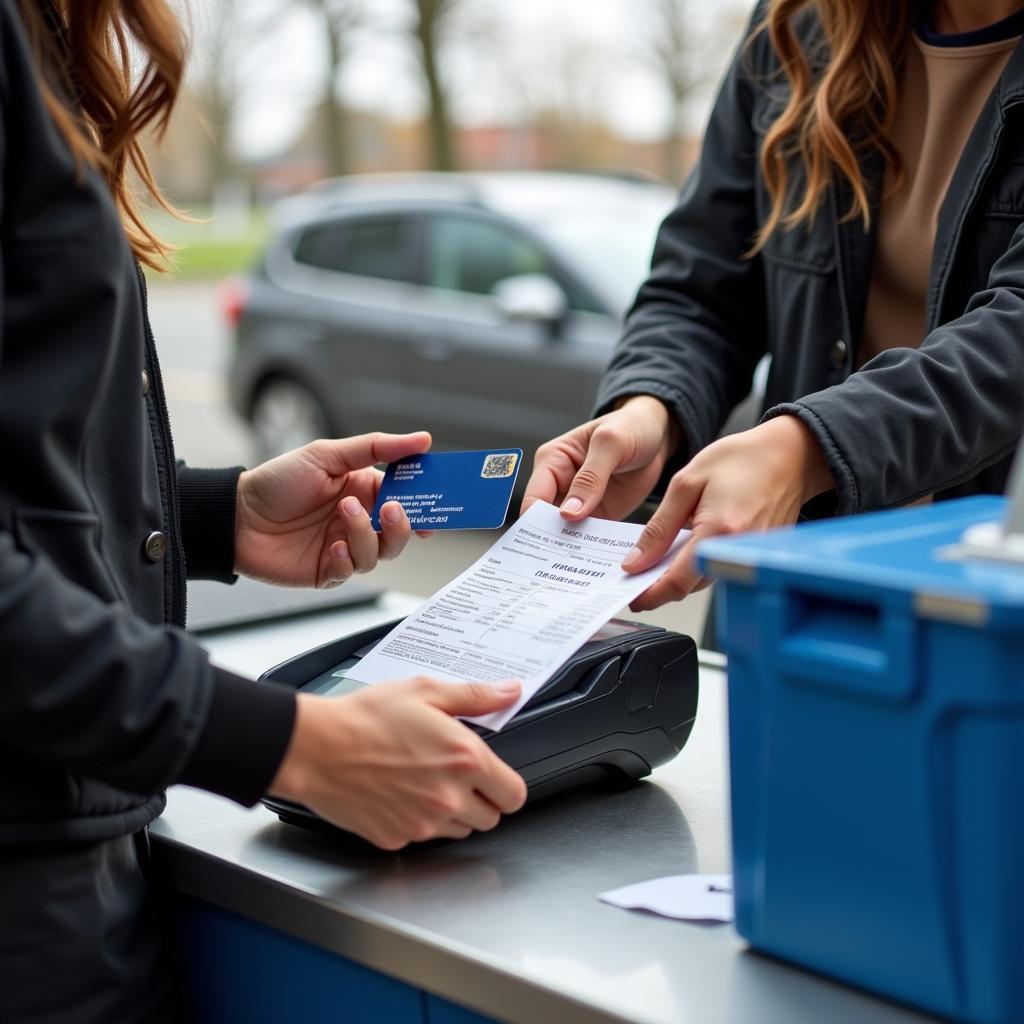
[
  {"xmin": 347, "ymin": 500, "xmax": 687, "ymax": 731},
  {"xmin": 599, "ymin": 875, "xmax": 735, "ymax": 923}
]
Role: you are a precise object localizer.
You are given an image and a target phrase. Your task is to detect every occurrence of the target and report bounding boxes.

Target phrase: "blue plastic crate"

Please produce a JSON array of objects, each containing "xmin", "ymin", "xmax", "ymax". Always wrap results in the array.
[{"xmin": 696, "ymin": 496, "xmax": 1024, "ymax": 1024}]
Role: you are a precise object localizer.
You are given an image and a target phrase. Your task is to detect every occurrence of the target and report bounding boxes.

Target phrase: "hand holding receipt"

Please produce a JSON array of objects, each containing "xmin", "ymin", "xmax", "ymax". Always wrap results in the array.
[{"xmin": 347, "ymin": 502, "xmax": 688, "ymax": 731}]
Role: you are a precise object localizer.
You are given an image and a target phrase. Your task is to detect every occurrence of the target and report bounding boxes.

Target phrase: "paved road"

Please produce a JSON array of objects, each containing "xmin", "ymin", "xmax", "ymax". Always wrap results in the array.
[
  {"xmin": 148, "ymin": 280, "xmax": 708, "ymax": 641},
  {"xmin": 147, "ymin": 279, "xmax": 255, "ymax": 470}
]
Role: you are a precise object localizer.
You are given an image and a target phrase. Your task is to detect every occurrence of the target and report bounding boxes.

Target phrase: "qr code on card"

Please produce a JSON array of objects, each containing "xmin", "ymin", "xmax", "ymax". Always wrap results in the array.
[{"xmin": 481, "ymin": 452, "xmax": 519, "ymax": 479}]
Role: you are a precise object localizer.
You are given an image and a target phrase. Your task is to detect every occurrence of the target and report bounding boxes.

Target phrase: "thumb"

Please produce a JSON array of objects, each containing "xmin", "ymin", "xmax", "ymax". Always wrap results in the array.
[
  {"xmin": 559, "ymin": 426, "xmax": 629, "ymax": 520},
  {"xmin": 419, "ymin": 679, "xmax": 523, "ymax": 717},
  {"xmin": 314, "ymin": 431, "xmax": 432, "ymax": 474}
]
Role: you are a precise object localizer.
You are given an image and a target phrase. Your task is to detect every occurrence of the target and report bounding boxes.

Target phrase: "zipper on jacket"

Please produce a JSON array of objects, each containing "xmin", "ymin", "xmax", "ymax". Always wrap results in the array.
[
  {"xmin": 829, "ymin": 185, "xmax": 855, "ymax": 366},
  {"xmin": 136, "ymin": 264, "xmax": 188, "ymax": 628}
]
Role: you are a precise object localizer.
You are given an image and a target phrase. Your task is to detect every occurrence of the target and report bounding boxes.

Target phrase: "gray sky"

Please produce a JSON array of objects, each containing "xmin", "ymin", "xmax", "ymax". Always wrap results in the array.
[{"xmin": 208, "ymin": 0, "xmax": 754, "ymax": 161}]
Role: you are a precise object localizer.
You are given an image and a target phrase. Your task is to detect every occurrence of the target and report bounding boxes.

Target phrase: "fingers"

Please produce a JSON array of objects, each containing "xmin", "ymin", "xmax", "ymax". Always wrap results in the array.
[
  {"xmin": 377, "ymin": 501, "xmax": 412, "ymax": 561},
  {"xmin": 629, "ymin": 533, "xmax": 705, "ymax": 611},
  {"xmin": 336, "ymin": 495, "xmax": 381, "ymax": 572},
  {"xmin": 322, "ymin": 540, "xmax": 354, "ymax": 587},
  {"xmin": 321, "ymin": 498, "xmax": 410, "ymax": 584},
  {"xmin": 432, "ymin": 821, "xmax": 474, "ymax": 842},
  {"xmin": 290, "ymin": 677, "xmax": 529, "ymax": 849},
  {"xmin": 451, "ymin": 793, "xmax": 503, "ymax": 833},
  {"xmin": 369, "ymin": 809, "xmax": 497, "ymax": 848},
  {"xmin": 383, "ymin": 791, "xmax": 505, "ymax": 845},
  {"xmin": 524, "ymin": 401, "xmax": 675, "ymax": 519},
  {"xmin": 408, "ymin": 677, "xmax": 528, "ymax": 814},
  {"xmin": 420, "ymin": 679, "xmax": 523, "ymax": 718},
  {"xmin": 371, "ymin": 773, "xmax": 514, "ymax": 846},
  {"xmin": 557, "ymin": 423, "xmax": 632, "ymax": 520},
  {"xmin": 311, "ymin": 431, "xmax": 433, "ymax": 476},
  {"xmin": 620, "ymin": 471, "xmax": 702, "ymax": 574},
  {"xmin": 473, "ymin": 755, "xmax": 528, "ymax": 815},
  {"xmin": 521, "ymin": 443, "xmax": 580, "ymax": 516}
]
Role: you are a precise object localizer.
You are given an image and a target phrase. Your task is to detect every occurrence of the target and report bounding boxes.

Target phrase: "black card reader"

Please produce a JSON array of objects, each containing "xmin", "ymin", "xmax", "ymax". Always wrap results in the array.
[{"xmin": 260, "ymin": 617, "xmax": 699, "ymax": 836}]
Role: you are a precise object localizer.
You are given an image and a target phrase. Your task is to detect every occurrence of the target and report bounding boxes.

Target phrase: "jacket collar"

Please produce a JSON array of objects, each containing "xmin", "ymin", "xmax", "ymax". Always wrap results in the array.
[
  {"xmin": 999, "ymin": 35, "xmax": 1024, "ymax": 105},
  {"xmin": 929, "ymin": 36, "xmax": 1024, "ymax": 329},
  {"xmin": 833, "ymin": 34, "xmax": 1024, "ymax": 350}
]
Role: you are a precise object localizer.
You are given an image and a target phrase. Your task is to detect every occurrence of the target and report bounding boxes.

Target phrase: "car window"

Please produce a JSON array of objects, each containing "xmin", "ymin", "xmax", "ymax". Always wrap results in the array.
[
  {"xmin": 291, "ymin": 216, "xmax": 419, "ymax": 285},
  {"xmin": 426, "ymin": 215, "xmax": 605, "ymax": 314},
  {"xmin": 426, "ymin": 216, "xmax": 548, "ymax": 296}
]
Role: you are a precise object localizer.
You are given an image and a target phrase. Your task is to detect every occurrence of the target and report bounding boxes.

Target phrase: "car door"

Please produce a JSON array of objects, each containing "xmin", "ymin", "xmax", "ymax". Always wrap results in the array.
[
  {"xmin": 405, "ymin": 211, "xmax": 616, "ymax": 456},
  {"xmin": 270, "ymin": 211, "xmax": 432, "ymax": 438}
]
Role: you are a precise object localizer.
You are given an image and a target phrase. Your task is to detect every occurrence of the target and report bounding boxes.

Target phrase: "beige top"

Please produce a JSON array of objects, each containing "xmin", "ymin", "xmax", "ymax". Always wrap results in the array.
[{"xmin": 859, "ymin": 33, "xmax": 1019, "ymax": 365}]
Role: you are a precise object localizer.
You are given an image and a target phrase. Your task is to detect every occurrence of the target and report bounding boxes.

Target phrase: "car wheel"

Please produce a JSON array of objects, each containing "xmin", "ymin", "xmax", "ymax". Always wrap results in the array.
[{"xmin": 250, "ymin": 378, "xmax": 334, "ymax": 461}]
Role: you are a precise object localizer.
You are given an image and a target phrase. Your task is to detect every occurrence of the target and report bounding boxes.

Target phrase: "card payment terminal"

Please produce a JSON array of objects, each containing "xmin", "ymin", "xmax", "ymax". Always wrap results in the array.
[{"xmin": 260, "ymin": 617, "xmax": 699, "ymax": 836}]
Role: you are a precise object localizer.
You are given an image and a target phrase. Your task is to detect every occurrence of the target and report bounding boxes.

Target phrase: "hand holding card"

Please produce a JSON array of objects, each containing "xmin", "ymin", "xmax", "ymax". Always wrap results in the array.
[{"xmin": 371, "ymin": 449, "xmax": 523, "ymax": 531}]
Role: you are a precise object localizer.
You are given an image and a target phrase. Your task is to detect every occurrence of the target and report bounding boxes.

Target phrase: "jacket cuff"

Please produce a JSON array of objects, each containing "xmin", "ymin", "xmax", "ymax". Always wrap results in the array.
[
  {"xmin": 761, "ymin": 403, "xmax": 857, "ymax": 516},
  {"xmin": 177, "ymin": 466, "xmax": 244, "ymax": 582},
  {"xmin": 176, "ymin": 667, "xmax": 297, "ymax": 806}
]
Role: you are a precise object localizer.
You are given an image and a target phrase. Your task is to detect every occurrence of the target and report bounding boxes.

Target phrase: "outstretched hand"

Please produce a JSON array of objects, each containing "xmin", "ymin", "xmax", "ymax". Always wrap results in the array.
[
  {"xmin": 622, "ymin": 416, "xmax": 834, "ymax": 610},
  {"xmin": 520, "ymin": 396, "xmax": 678, "ymax": 522},
  {"xmin": 523, "ymin": 398, "xmax": 836, "ymax": 612},
  {"xmin": 234, "ymin": 431, "xmax": 431, "ymax": 588}
]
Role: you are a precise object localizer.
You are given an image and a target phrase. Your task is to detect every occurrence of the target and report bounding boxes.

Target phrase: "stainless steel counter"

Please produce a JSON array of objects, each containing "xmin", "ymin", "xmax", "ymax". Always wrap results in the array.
[{"xmin": 151, "ymin": 593, "xmax": 940, "ymax": 1024}]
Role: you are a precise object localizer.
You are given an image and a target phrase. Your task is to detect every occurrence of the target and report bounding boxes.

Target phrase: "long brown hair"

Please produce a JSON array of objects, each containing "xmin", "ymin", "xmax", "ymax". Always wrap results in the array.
[
  {"xmin": 751, "ymin": 0, "xmax": 912, "ymax": 254},
  {"xmin": 17, "ymin": 0, "xmax": 187, "ymax": 269}
]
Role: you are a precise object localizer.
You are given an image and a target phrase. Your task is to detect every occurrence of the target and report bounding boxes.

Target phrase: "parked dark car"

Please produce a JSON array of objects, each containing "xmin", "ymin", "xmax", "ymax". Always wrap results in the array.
[{"xmin": 225, "ymin": 172, "xmax": 678, "ymax": 460}]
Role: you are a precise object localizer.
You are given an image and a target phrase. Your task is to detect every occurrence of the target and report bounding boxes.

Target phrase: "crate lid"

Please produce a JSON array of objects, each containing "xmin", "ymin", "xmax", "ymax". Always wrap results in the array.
[{"xmin": 696, "ymin": 496, "xmax": 1024, "ymax": 627}]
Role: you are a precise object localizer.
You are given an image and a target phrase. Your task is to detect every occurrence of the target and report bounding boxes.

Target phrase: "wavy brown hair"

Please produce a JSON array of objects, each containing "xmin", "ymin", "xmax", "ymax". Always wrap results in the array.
[
  {"xmin": 17, "ymin": 0, "xmax": 187, "ymax": 269},
  {"xmin": 751, "ymin": 0, "xmax": 912, "ymax": 254}
]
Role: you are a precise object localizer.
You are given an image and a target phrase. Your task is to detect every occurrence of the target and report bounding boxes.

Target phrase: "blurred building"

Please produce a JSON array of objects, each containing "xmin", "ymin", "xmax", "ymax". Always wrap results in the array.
[{"xmin": 147, "ymin": 86, "xmax": 699, "ymax": 207}]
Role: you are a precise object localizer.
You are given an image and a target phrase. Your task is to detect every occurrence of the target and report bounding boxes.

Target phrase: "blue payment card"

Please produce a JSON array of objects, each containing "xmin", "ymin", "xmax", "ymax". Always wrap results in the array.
[{"xmin": 371, "ymin": 449, "xmax": 523, "ymax": 531}]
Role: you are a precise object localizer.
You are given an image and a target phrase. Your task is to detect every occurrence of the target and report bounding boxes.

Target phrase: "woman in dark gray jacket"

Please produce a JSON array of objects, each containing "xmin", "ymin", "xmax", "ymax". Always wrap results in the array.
[
  {"xmin": 0, "ymin": 3, "xmax": 524, "ymax": 1021},
  {"xmin": 525, "ymin": 0, "xmax": 1024, "ymax": 608}
]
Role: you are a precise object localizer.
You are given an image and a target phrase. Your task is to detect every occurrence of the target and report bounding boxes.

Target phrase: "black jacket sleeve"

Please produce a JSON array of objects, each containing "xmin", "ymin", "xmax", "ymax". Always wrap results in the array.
[
  {"xmin": 766, "ymin": 222, "xmax": 1024, "ymax": 514},
  {"xmin": 0, "ymin": 529, "xmax": 295, "ymax": 806},
  {"xmin": 0, "ymin": 5, "xmax": 294, "ymax": 809},
  {"xmin": 178, "ymin": 464, "xmax": 244, "ymax": 582},
  {"xmin": 594, "ymin": 6, "xmax": 769, "ymax": 467}
]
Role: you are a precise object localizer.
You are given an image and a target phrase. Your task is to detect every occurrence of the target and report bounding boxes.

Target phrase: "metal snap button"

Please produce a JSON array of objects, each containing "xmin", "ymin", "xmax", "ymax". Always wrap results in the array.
[
  {"xmin": 142, "ymin": 369, "xmax": 151, "ymax": 396},
  {"xmin": 144, "ymin": 531, "xmax": 167, "ymax": 562},
  {"xmin": 830, "ymin": 338, "xmax": 848, "ymax": 367}
]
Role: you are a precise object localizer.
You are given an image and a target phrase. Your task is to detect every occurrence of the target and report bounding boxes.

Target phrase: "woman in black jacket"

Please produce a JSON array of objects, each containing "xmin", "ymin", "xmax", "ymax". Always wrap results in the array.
[
  {"xmin": 0, "ymin": 3, "xmax": 524, "ymax": 1021},
  {"xmin": 525, "ymin": 0, "xmax": 1024, "ymax": 607}
]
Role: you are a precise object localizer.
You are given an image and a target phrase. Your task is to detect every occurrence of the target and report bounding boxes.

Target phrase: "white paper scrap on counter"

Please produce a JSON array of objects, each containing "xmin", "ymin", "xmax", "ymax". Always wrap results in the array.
[
  {"xmin": 599, "ymin": 875, "xmax": 734, "ymax": 923},
  {"xmin": 347, "ymin": 501, "xmax": 687, "ymax": 731}
]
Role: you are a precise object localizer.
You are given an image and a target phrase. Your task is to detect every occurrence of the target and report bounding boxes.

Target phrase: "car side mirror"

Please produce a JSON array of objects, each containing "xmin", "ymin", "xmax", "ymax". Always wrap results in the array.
[{"xmin": 492, "ymin": 274, "xmax": 568, "ymax": 337}]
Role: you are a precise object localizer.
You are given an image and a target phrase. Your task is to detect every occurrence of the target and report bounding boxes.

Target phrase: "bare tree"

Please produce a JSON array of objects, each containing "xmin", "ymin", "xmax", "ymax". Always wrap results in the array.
[
  {"xmin": 639, "ymin": 0, "xmax": 699, "ymax": 184},
  {"xmin": 544, "ymin": 31, "xmax": 613, "ymax": 165},
  {"xmin": 408, "ymin": 0, "xmax": 460, "ymax": 171},
  {"xmin": 188, "ymin": 0, "xmax": 245, "ymax": 189},
  {"xmin": 443, "ymin": 8, "xmax": 613, "ymax": 171},
  {"xmin": 302, "ymin": 0, "xmax": 365, "ymax": 177},
  {"xmin": 185, "ymin": 0, "xmax": 291, "ymax": 196}
]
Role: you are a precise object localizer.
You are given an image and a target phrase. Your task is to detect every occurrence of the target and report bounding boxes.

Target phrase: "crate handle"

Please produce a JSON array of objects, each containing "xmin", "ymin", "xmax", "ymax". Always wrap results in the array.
[{"xmin": 769, "ymin": 589, "xmax": 917, "ymax": 702}]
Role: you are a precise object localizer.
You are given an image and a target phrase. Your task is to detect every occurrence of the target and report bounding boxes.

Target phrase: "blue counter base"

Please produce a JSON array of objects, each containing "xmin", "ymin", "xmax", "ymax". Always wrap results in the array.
[{"xmin": 172, "ymin": 896, "xmax": 495, "ymax": 1024}]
